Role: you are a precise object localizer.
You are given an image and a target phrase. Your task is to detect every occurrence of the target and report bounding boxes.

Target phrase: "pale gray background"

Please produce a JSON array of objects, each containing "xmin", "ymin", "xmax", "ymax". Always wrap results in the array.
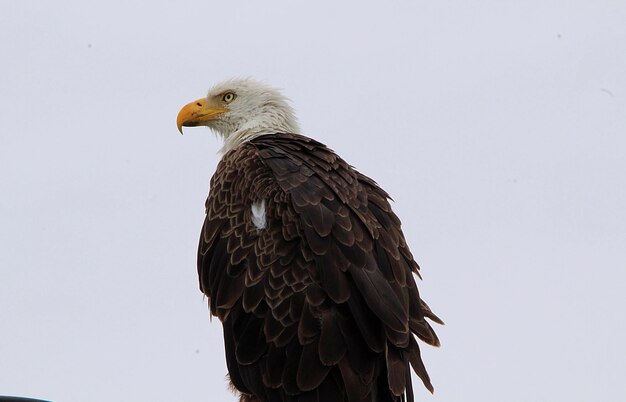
[{"xmin": 1, "ymin": 1, "xmax": 625, "ymax": 401}]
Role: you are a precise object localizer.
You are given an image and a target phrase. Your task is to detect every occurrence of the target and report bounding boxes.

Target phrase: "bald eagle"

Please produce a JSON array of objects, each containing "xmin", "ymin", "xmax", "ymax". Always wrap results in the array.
[{"xmin": 177, "ymin": 78, "xmax": 442, "ymax": 402}]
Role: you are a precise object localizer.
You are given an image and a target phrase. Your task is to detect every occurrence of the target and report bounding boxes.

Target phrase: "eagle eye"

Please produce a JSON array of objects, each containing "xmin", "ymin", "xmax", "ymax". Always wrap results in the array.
[{"xmin": 222, "ymin": 92, "xmax": 236, "ymax": 103}]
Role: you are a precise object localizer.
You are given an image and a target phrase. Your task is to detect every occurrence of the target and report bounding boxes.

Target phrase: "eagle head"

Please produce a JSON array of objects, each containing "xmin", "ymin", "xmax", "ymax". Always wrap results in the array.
[{"xmin": 177, "ymin": 78, "xmax": 300, "ymax": 153}]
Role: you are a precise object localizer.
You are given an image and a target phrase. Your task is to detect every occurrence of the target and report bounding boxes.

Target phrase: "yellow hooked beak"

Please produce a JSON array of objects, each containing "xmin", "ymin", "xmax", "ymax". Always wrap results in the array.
[{"xmin": 176, "ymin": 98, "xmax": 228, "ymax": 134}]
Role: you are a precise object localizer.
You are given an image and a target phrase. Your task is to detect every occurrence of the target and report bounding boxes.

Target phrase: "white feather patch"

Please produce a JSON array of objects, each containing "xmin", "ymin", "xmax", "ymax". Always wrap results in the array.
[{"xmin": 251, "ymin": 200, "xmax": 267, "ymax": 230}]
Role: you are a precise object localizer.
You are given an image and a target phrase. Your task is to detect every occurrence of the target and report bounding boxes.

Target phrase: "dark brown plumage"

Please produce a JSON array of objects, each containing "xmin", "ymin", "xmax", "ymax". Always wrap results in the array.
[{"xmin": 197, "ymin": 133, "xmax": 442, "ymax": 402}]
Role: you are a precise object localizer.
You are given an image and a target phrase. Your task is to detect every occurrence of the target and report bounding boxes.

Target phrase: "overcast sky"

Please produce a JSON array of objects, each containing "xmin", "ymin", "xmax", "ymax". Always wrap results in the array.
[{"xmin": 1, "ymin": 1, "xmax": 625, "ymax": 401}]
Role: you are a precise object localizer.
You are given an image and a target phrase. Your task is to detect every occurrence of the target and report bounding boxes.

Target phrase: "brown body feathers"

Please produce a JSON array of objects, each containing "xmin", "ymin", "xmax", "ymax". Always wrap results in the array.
[{"xmin": 197, "ymin": 133, "xmax": 442, "ymax": 402}]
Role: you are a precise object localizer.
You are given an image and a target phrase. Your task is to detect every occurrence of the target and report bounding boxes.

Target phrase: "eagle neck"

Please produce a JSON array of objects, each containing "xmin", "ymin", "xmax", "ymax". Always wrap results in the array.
[{"xmin": 220, "ymin": 128, "xmax": 275, "ymax": 155}]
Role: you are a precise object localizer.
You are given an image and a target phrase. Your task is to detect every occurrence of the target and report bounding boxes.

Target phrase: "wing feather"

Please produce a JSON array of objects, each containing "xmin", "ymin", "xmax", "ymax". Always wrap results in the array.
[{"xmin": 197, "ymin": 133, "xmax": 441, "ymax": 402}]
